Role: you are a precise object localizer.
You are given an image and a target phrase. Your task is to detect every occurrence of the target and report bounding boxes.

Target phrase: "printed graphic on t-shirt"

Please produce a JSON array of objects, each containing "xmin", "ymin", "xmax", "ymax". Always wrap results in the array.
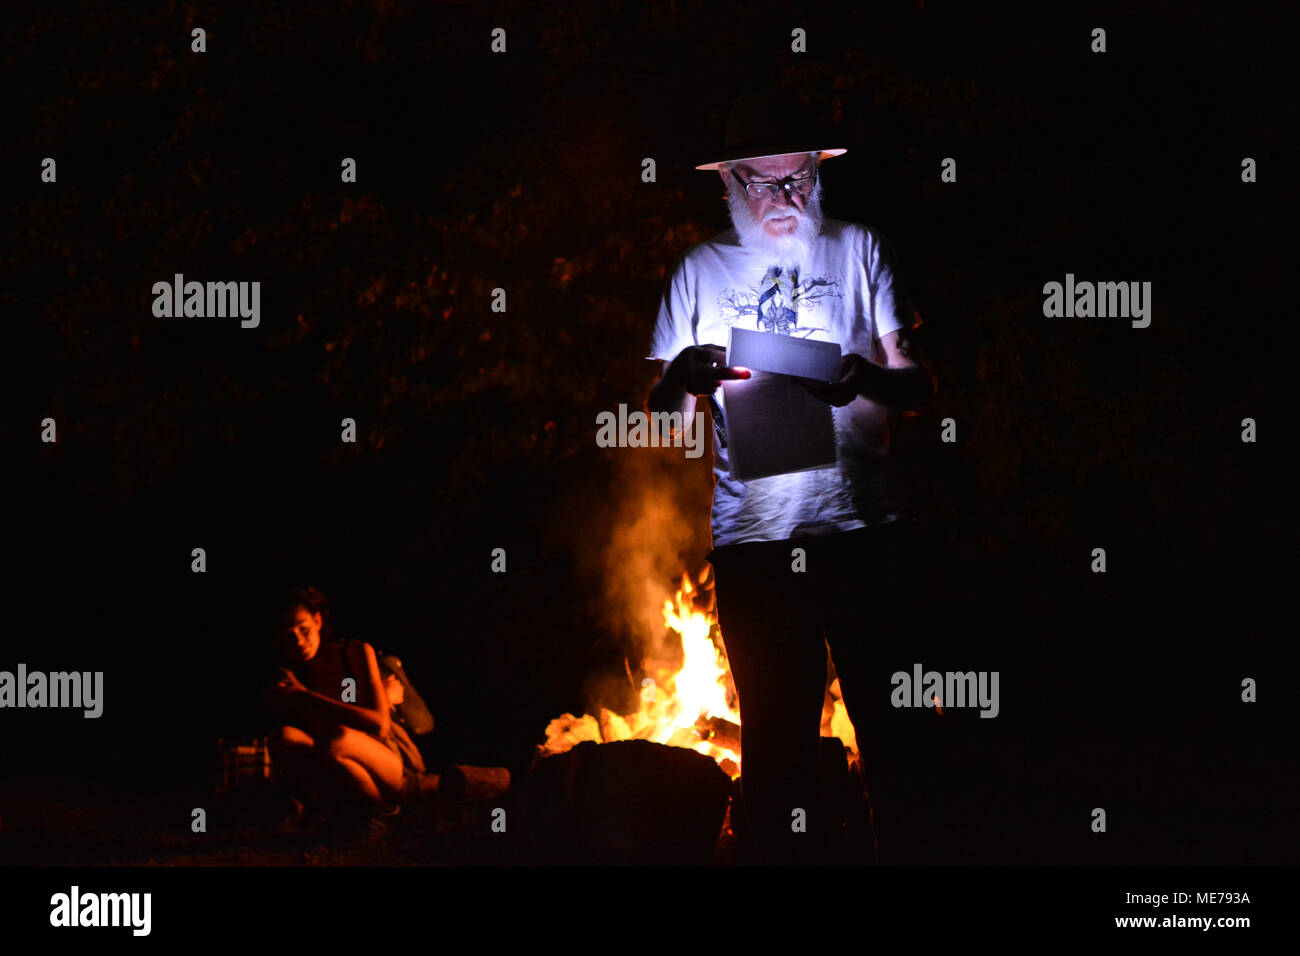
[{"xmin": 716, "ymin": 264, "xmax": 843, "ymax": 338}]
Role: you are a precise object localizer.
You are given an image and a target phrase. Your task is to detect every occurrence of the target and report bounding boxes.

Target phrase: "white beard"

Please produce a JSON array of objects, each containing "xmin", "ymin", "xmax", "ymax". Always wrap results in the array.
[{"xmin": 727, "ymin": 175, "xmax": 825, "ymax": 273}]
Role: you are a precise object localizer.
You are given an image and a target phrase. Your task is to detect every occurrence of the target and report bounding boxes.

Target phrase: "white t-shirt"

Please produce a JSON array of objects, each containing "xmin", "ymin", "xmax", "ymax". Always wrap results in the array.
[{"xmin": 647, "ymin": 218, "xmax": 914, "ymax": 548}]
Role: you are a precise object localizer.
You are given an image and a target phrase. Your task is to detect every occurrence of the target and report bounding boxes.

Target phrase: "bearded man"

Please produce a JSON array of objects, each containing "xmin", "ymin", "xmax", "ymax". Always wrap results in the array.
[{"xmin": 646, "ymin": 86, "xmax": 937, "ymax": 864}]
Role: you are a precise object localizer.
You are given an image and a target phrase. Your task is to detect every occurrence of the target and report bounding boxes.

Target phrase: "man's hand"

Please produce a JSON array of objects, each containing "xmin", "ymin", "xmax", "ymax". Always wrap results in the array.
[
  {"xmin": 667, "ymin": 344, "xmax": 751, "ymax": 395},
  {"xmin": 272, "ymin": 667, "xmax": 307, "ymax": 699},
  {"xmin": 383, "ymin": 673, "xmax": 405, "ymax": 707},
  {"xmin": 799, "ymin": 352, "xmax": 872, "ymax": 407}
]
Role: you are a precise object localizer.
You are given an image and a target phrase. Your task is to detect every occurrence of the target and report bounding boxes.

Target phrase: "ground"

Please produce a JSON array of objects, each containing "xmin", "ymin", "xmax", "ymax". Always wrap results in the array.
[{"xmin": 1, "ymin": 733, "xmax": 1286, "ymax": 866}]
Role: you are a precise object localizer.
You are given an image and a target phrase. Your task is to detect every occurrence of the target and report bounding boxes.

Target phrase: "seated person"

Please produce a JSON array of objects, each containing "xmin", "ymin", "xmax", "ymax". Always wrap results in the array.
[
  {"xmin": 266, "ymin": 587, "xmax": 423, "ymax": 822},
  {"xmin": 378, "ymin": 667, "xmax": 438, "ymax": 791}
]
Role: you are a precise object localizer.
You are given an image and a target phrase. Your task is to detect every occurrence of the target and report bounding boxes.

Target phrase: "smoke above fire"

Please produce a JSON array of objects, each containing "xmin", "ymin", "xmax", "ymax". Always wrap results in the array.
[{"xmin": 594, "ymin": 440, "xmax": 712, "ymax": 667}]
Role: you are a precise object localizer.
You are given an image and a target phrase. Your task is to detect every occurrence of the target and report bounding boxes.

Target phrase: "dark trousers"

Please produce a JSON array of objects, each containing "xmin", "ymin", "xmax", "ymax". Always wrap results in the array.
[{"xmin": 709, "ymin": 519, "xmax": 938, "ymax": 864}]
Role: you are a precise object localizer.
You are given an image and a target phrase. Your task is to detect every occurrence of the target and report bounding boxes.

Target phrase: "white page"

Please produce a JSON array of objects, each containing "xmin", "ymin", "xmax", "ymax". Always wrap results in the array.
[
  {"xmin": 727, "ymin": 326, "xmax": 841, "ymax": 381},
  {"xmin": 721, "ymin": 328, "xmax": 840, "ymax": 481},
  {"xmin": 721, "ymin": 371, "xmax": 838, "ymax": 480}
]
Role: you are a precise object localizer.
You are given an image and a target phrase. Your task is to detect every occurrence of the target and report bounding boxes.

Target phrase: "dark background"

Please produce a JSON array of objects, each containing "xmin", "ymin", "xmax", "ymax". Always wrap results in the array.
[{"xmin": 6, "ymin": 1, "xmax": 1293, "ymax": 863}]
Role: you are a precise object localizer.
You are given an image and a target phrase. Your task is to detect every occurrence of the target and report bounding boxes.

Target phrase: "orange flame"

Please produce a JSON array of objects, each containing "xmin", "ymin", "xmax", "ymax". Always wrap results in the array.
[{"xmin": 542, "ymin": 569, "xmax": 860, "ymax": 779}]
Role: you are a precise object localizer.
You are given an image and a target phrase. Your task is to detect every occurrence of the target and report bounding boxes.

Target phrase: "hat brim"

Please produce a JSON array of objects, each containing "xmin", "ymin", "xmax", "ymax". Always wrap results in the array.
[{"xmin": 695, "ymin": 147, "xmax": 846, "ymax": 171}]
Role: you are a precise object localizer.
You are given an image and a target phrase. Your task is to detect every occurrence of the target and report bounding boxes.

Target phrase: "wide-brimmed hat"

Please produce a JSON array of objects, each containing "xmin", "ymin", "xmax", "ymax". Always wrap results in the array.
[{"xmin": 695, "ymin": 86, "xmax": 847, "ymax": 171}]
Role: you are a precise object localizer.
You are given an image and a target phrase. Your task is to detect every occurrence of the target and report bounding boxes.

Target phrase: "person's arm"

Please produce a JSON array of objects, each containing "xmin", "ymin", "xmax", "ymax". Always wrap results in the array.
[
  {"xmin": 647, "ymin": 345, "xmax": 750, "ymax": 416},
  {"xmin": 844, "ymin": 229, "xmax": 936, "ymax": 412},
  {"xmin": 276, "ymin": 642, "xmax": 392, "ymax": 738},
  {"xmin": 802, "ymin": 324, "xmax": 936, "ymax": 411},
  {"xmin": 856, "ymin": 326, "xmax": 935, "ymax": 411},
  {"xmin": 646, "ymin": 256, "xmax": 753, "ymax": 421},
  {"xmin": 647, "ymin": 358, "xmax": 694, "ymax": 418}
]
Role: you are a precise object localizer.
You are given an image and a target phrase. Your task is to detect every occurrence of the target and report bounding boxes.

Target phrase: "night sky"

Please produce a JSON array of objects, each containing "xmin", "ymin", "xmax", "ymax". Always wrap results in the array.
[{"xmin": 6, "ymin": 1, "xmax": 1293, "ymax": 866}]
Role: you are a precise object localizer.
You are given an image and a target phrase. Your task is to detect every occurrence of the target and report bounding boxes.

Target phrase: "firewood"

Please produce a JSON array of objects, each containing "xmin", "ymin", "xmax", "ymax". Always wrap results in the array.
[
  {"xmin": 441, "ymin": 765, "xmax": 511, "ymax": 803},
  {"xmin": 515, "ymin": 740, "xmax": 732, "ymax": 864},
  {"xmin": 694, "ymin": 715, "xmax": 741, "ymax": 754}
]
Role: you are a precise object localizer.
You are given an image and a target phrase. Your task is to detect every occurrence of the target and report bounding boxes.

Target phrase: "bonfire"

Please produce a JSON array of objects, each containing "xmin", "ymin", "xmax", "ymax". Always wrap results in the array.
[{"xmin": 541, "ymin": 566, "xmax": 860, "ymax": 779}]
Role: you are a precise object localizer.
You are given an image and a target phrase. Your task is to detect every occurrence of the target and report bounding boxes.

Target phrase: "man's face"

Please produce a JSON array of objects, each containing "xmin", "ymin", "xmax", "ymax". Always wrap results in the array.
[
  {"xmin": 719, "ymin": 152, "xmax": 824, "ymax": 270},
  {"xmin": 282, "ymin": 607, "xmax": 322, "ymax": 663},
  {"xmin": 723, "ymin": 154, "xmax": 815, "ymax": 236}
]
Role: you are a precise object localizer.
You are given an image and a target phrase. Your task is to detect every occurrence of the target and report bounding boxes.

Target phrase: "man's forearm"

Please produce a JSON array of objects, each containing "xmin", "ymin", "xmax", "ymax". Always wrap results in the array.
[
  {"xmin": 858, "ymin": 361, "xmax": 934, "ymax": 412},
  {"xmin": 294, "ymin": 689, "xmax": 389, "ymax": 737},
  {"xmin": 647, "ymin": 364, "xmax": 694, "ymax": 417}
]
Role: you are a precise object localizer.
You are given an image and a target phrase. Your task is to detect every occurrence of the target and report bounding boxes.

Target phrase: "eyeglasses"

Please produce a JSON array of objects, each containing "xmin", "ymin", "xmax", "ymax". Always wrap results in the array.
[{"xmin": 730, "ymin": 166, "xmax": 818, "ymax": 200}]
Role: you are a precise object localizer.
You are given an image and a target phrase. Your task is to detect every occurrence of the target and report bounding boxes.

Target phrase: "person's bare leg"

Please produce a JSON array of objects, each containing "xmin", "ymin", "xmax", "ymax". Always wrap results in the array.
[
  {"xmin": 332, "ymin": 757, "xmax": 385, "ymax": 803},
  {"xmin": 268, "ymin": 725, "xmax": 320, "ymax": 797},
  {"xmin": 323, "ymin": 726, "xmax": 404, "ymax": 806}
]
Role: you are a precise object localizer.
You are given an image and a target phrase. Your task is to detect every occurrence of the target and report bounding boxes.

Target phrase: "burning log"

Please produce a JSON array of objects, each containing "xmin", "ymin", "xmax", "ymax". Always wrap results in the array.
[
  {"xmin": 515, "ymin": 740, "xmax": 732, "ymax": 864},
  {"xmin": 694, "ymin": 715, "xmax": 742, "ymax": 755},
  {"xmin": 441, "ymin": 765, "xmax": 511, "ymax": 804},
  {"xmin": 538, "ymin": 569, "xmax": 860, "ymax": 793}
]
